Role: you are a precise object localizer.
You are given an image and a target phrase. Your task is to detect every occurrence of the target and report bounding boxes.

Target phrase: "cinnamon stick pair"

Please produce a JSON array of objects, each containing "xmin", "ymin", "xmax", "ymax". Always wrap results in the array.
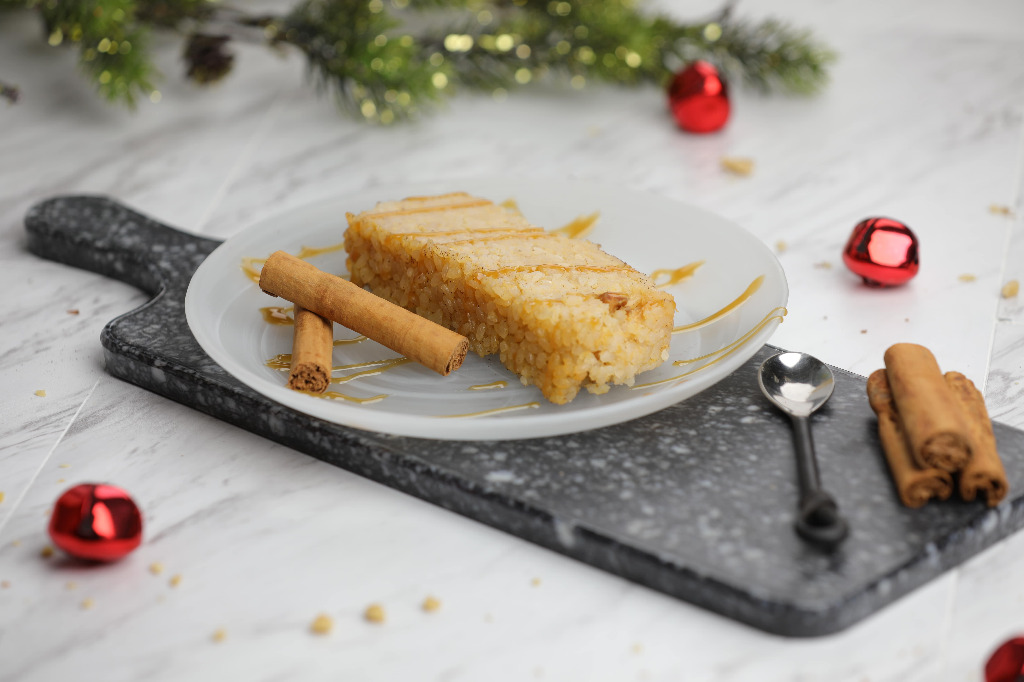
[
  {"xmin": 867, "ymin": 343, "xmax": 1008, "ymax": 508},
  {"xmin": 260, "ymin": 251, "xmax": 469, "ymax": 393}
]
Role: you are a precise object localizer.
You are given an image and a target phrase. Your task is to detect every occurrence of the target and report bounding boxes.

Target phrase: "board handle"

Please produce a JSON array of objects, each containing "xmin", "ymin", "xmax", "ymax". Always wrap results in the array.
[{"xmin": 25, "ymin": 195, "xmax": 222, "ymax": 295}]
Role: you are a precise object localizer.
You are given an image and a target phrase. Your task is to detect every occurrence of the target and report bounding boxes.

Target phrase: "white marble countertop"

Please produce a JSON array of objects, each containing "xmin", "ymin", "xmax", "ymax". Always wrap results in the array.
[{"xmin": 2, "ymin": 0, "xmax": 1024, "ymax": 679}]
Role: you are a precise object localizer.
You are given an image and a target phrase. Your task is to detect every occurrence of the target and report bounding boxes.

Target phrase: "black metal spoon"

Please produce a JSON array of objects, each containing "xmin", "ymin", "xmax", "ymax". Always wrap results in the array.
[{"xmin": 758, "ymin": 352, "xmax": 849, "ymax": 549}]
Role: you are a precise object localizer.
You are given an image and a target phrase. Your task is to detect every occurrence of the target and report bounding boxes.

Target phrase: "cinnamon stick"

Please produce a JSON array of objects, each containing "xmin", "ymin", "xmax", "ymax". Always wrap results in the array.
[
  {"xmin": 944, "ymin": 372, "xmax": 1008, "ymax": 506},
  {"xmin": 882, "ymin": 343, "xmax": 971, "ymax": 472},
  {"xmin": 286, "ymin": 305, "xmax": 334, "ymax": 393},
  {"xmin": 259, "ymin": 251, "xmax": 469, "ymax": 376},
  {"xmin": 867, "ymin": 369, "xmax": 953, "ymax": 508}
]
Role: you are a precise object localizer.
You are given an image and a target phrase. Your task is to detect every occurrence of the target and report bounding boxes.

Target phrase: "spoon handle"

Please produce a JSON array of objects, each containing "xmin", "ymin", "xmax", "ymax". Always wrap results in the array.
[
  {"xmin": 790, "ymin": 415, "xmax": 849, "ymax": 548},
  {"xmin": 791, "ymin": 416, "xmax": 822, "ymax": 493}
]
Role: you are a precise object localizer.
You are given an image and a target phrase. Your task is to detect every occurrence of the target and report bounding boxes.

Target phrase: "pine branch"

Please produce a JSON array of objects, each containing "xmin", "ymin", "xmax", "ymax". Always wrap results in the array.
[
  {"xmin": 34, "ymin": 0, "xmax": 157, "ymax": 106},
  {"xmin": 9, "ymin": 0, "xmax": 835, "ymax": 121}
]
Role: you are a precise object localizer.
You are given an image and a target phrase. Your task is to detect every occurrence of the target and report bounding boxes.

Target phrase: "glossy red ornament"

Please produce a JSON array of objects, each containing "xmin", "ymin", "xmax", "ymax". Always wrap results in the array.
[
  {"xmin": 668, "ymin": 61, "xmax": 730, "ymax": 133},
  {"xmin": 985, "ymin": 637, "xmax": 1024, "ymax": 682},
  {"xmin": 48, "ymin": 484, "xmax": 143, "ymax": 562},
  {"xmin": 842, "ymin": 217, "xmax": 920, "ymax": 287}
]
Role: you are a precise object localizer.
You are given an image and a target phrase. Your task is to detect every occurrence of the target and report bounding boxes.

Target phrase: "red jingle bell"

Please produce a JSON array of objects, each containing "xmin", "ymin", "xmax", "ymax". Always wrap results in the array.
[
  {"xmin": 842, "ymin": 217, "xmax": 920, "ymax": 287},
  {"xmin": 48, "ymin": 483, "xmax": 143, "ymax": 562},
  {"xmin": 668, "ymin": 61, "xmax": 730, "ymax": 133},
  {"xmin": 985, "ymin": 637, "xmax": 1024, "ymax": 682}
]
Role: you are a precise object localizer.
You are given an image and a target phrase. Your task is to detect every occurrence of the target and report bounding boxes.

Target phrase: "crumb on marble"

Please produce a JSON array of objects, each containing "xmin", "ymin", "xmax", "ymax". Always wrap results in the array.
[
  {"xmin": 959, "ymin": 273, "xmax": 977, "ymax": 283},
  {"xmin": 775, "ymin": 240, "xmax": 787, "ymax": 253},
  {"xmin": 311, "ymin": 613, "xmax": 334, "ymax": 634},
  {"xmin": 1002, "ymin": 280, "xmax": 1020, "ymax": 298},
  {"xmin": 34, "ymin": 390, "xmax": 46, "ymax": 397},
  {"xmin": 169, "ymin": 574, "xmax": 182, "ymax": 588},
  {"xmin": 720, "ymin": 156, "xmax": 755, "ymax": 176},
  {"xmin": 81, "ymin": 597, "xmax": 95, "ymax": 610},
  {"xmin": 59, "ymin": 463, "xmax": 70, "ymax": 469},
  {"xmin": 65, "ymin": 581, "xmax": 77, "ymax": 591},
  {"xmin": 0, "ymin": 492, "xmax": 4, "ymax": 504},
  {"xmin": 860, "ymin": 329, "xmax": 867, "ymax": 334},
  {"xmin": 1, "ymin": 580, "xmax": 10, "ymax": 589},
  {"xmin": 530, "ymin": 577, "xmax": 542, "ymax": 587},
  {"xmin": 10, "ymin": 539, "xmax": 20, "ymax": 547},
  {"xmin": 484, "ymin": 613, "xmax": 494, "ymax": 623},
  {"xmin": 66, "ymin": 309, "xmax": 79, "ymax": 315},
  {"xmin": 422, "ymin": 596, "xmax": 441, "ymax": 613},
  {"xmin": 363, "ymin": 604, "xmax": 386, "ymax": 624},
  {"xmin": 989, "ymin": 204, "xmax": 1015, "ymax": 217},
  {"xmin": 632, "ymin": 642, "xmax": 644, "ymax": 654},
  {"xmin": 211, "ymin": 628, "xmax": 227, "ymax": 643},
  {"xmin": 905, "ymin": 317, "xmax": 910, "ymax": 322},
  {"xmin": 57, "ymin": 478, "xmax": 65, "ymax": 484},
  {"xmin": 149, "ymin": 562, "xmax": 164, "ymax": 576},
  {"xmin": 813, "ymin": 261, "xmax": 833, "ymax": 269},
  {"xmin": 40, "ymin": 545, "xmax": 54, "ymax": 558}
]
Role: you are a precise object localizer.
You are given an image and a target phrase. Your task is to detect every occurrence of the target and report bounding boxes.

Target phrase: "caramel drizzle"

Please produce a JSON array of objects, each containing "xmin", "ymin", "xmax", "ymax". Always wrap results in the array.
[
  {"xmin": 476, "ymin": 264, "xmax": 629, "ymax": 278},
  {"xmin": 631, "ymin": 306, "xmax": 788, "ymax": 390},
  {"xmin": 318, "ymin": 391, "xmax": 388, "ymax": 405},
  {"xmin": 672, "ymin": 276, "xmax": 765, "ymax": 334},
  {"xmin": 652, "ymin": 261, "xmax": 705, "ymax": 288},
  {"xmin": 265, "ymin": 355, "xmax": 394, "ymax": 373},
  {"xmin": 260, "ymin": 306, "xmax": 294, "ymax": 325},
  {"xmin": 500, "ymin": 198, "xmax": 520, "ymax": 213},
  {"xmin": 366, "ymin": 199, "xmax": 492, "ymax": 219},
  {"xmin": 331, "ymin": 358, "xmax": 411, "ymax": 385},
  {"xmin": 550, "ymin": 212, "xmax": 599, "ymax": 239},
  {"xmin": 242, "ymin": 257, "xmax": 267, "ymax": 284},
  {"xmin": 242, "ymin": 240, "xmax": 347, "ymax": 284},
  {"xmin": 439, "ymin": 402, "xmax": 540, "ymax": 418},
  {"xmin": 384, "ymin": 228, "xmax": 545, "ymax": 244},
  {"xmin": 295, "ymin": 241, "xmax": 346, "ymax": 260},
  {"xmin": 468, "ymin": 380, "xmax": 508, "ymax": 391},
  {"xmin": 334, "ymin": 335, "xmax": 368, "ymax": 346}
]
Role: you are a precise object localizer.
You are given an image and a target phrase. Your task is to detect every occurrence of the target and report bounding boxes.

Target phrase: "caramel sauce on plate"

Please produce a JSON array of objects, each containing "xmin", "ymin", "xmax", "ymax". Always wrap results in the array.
[
  {"xmin": 672, "ymin": 276, "xmax": 764, "ymax": 334},
  {"xmin": 439, "ymin": 402, "xmax": 540, "ymax": 418},
  {"xmin": 632, "ymin": 306, "xmax": 788, "ymax": 390},
  {"xmin": 260, "ymin": 306, "xmax": 294, "ymax": 326},
  {"xmin": 550, "ymin": 212, "xmax": 599, "ymax": 239},
  {"xmin": 651, "ymin": 261, "xmax": 704, "ymax": 288},
  {"xmin": 468, "ymin": 380, "xmax": 508, "ymax": 391},
  {"xmin": 331, "ymin": 358, "xmax": 411, "ymax": 385}
]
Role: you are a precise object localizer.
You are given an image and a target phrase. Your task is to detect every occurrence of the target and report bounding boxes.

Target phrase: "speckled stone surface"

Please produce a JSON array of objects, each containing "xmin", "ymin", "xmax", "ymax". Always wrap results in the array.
[{"xmin": 25, "ymin": 196, "xmax": 1024, "ymax": 638}]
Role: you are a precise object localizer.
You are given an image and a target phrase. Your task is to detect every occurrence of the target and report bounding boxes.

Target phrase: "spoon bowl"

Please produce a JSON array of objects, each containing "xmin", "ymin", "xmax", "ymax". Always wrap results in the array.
[{"xmin": 758, "ymin": 352, "xmax": 836, "ymax": 417}]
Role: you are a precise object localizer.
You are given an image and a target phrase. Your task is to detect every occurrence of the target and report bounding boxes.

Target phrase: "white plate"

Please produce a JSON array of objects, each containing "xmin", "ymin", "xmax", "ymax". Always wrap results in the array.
[{"xmin": 185, "ymin": 178, "xmax": 788, "ymax": 440}]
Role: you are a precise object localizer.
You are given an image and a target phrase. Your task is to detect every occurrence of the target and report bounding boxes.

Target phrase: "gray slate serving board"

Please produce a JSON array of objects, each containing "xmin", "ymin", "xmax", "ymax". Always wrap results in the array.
[{"xmin": 24, "ymin": 196, "xmax": 1024, "ymax": 637}]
